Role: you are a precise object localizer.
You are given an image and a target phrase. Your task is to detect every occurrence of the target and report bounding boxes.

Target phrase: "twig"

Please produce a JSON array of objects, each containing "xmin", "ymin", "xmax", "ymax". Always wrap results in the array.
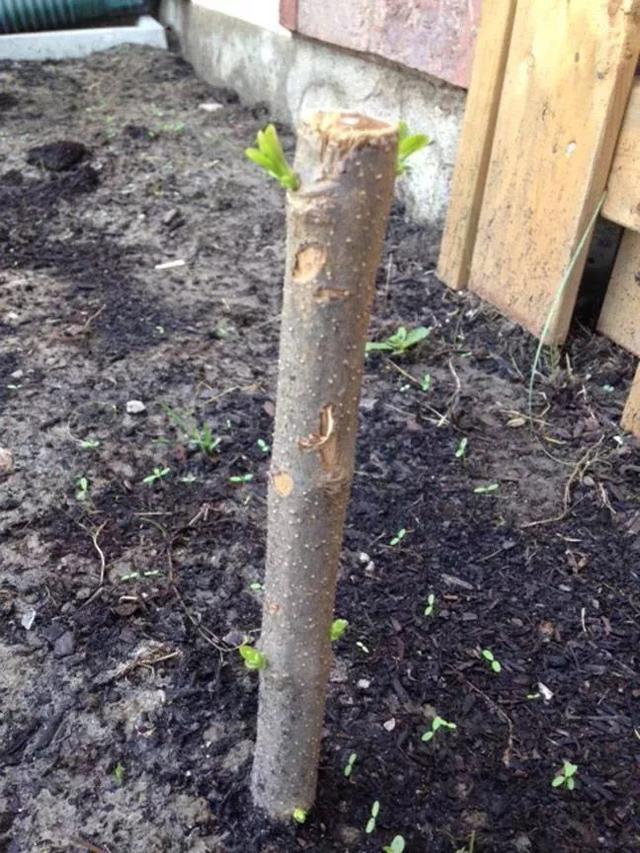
[
  {"xmin": 453, "ymin": 671, "xmax": 514, "ymax": 768},
  {"xmin": 170, "ymin": 584, "xmax": 227, "ymax": 653},
  {"xmin": 81, "ymin": 303, "xmax": 106, "ymax": 333}
]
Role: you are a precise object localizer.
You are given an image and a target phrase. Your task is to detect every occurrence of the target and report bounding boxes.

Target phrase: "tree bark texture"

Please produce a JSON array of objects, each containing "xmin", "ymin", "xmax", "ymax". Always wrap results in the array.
[{"xmin": 251, "ymin": 112, "xmax": 397, "ymax": 818}]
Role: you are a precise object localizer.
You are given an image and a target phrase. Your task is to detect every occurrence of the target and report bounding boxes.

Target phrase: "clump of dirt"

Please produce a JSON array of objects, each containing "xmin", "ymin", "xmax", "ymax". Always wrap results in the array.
[
  {"xmin": 1, "ymin": 45, "xmax": 639, "ymax": 853},
  {"xmin": 25, "ymin": 140, "xmax": 89, "ymax": 171}
]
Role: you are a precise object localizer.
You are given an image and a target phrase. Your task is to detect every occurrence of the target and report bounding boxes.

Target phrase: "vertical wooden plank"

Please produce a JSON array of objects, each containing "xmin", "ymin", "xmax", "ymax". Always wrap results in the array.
[
  {"xmin": 597, "ymin": 228, "xmax": 640, "ymax": 357},
  {"xmin": 603, "ymin": 80, "xmax": 640, "ymax": 230},
  {"xmin": 469, "ymin": 0, "xmax": 640, "ymax": 343},
  {"xmin": 437, "ymin": 0, "xmax": 516, "ymax": 290},
  {"xmin": 622, "ymin": 363, "xmax": 640, "ymax": 437},
  {"xmin": 279, "ymin": 0, "xmax": 298, "ymax": 31}
]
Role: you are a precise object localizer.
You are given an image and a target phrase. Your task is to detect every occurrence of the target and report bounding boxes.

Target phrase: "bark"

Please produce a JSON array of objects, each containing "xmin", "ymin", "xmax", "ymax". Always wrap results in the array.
[{"xmin": 251, "ymin": 112, "xmax": 397, "ymax": 818}]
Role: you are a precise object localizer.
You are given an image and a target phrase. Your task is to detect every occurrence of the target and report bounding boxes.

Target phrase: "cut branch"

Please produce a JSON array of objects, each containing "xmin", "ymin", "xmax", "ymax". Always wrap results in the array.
[{"xmin": 251, "ymin": 111, "xmax": 397, "ymax": 818}]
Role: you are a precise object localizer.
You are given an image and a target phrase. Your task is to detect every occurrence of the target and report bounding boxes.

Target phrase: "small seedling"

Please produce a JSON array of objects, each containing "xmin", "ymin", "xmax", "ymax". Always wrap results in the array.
[
  {"xmin": 330, "ymin": 618, "xmax": 349, "ymax": 642},
  {"xmin": 424, "ymin": 593, "xmax": 436, "ymax": 616},
  {"xmin": 75, "ymin": 476, "xmax": 89, "ymax": 501},
  {"xmin": 473, "ymin": 483, "xmax": 499, "ymax": 494},
  {"xmin": 366, "ymin": 325, "xmax": 431, "ymax": 356},
  {"xmin": 455, "ymin": 437, "xmax": 468, "ymax": 459},
  {"xmin": 143, "ymin": 466, "xmax": 170, "ymax": 485},
  {"xmin": 552, "ymin": 760, "xmax": 578, "ymax": 791},
  {"xmin": 389, "ymin": 528, "xmax": 406, "ymax": 546},
  {"xmin": 249, "ymin": 581, "xmax": 264, "ymax": 592},
  {"xmin": 180, "ymin": 473, "xmax": 197, "ymax": 484},
  {"xmin": 239, "ymin": 643, "xmax": 267, "ymax": 671},
  {"xmin": 383, "ymin": 836, "xmax": 406, "ymax": 853},
  {"xmin": 113, "ymin": 762, "xmax": 125, "ymax": 786},
  {"xmin": 292, "ymin": 807, "xmax": 307, "ymax": 824},
  {"xmin": 229, "ymin": 473, "xmax": 253, "ymax": 484},
  {"xmin": 257, "ymin": 438, "xmax": 270, "ymax": 454},
  {"xmin": 396, "ymin": 121, "xmax": 431, "ymax": 175},
  {"xmin": 245, "ymin": 124, "xmax": 300, "ymax": 190},
  {"xmin": 421, "ymin": 715, "xmax": 457, "ymax": 743},
  {"xmin": 481, "ymin": 649, "xmax": 502, "ymax": 674},
  {"xmin": 356, "ymin": 641, "xmax": 370, "ymax": 654},
  {"xmin": 343, "ymin": 752, "xmax": 357, "ymax": 778},
  {"xmin": 81, "ymin": 438, "xmax": 100, "ymax": 450},
  {"xmin": 166, "ymin": 408, "xmax": 220, "ymax": 456},
  {"xmin": 365, "ymin": 800, "xmax": 380, "ymax": 834},
  {"xmin": 420, "ymin": 373, "xmax": 432, "ymax": 392}
]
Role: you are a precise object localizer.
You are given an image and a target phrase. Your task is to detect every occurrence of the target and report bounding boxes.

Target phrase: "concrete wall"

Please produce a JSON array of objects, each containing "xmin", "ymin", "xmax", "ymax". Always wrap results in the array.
[{"xmin": 159, "ymin": 0, "xmax": 466, "ymax": 227}]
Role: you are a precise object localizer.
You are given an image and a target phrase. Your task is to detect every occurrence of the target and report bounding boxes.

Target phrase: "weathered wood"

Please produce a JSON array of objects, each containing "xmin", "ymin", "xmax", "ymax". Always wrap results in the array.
[
  {"xmin": 597, "ymin": 228, "xmax": 640, "ymax": 357},
  {"xmin": 622, "ymin": 363, "xmax": 640, "ymax": 437},
  {"xmin": 437, "ymin": 0, "xmax": 516, "ymax": 290},
  {"xmin": 603, "ymin": 79, "xmax": 640, "ymax": 231},
  {"xmin": 469, "ymin": 0, "xmax": 640, "ymax": 343},
  {"xmin": 251, "ymin": 112, "xmax": 397, "ymax": 818}
]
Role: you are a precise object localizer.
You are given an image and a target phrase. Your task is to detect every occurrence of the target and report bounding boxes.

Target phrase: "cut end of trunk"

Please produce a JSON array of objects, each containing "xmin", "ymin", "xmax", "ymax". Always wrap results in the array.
[{"xmin": 301, "ymin": 111, "xmax": 397, "ymax": 152}]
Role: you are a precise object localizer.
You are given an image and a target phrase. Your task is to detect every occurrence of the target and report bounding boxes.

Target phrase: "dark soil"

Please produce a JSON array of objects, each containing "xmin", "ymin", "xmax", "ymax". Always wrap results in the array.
[{"xmin": 1, "ymin": 46, "xmax": 640, "ymax": 853}]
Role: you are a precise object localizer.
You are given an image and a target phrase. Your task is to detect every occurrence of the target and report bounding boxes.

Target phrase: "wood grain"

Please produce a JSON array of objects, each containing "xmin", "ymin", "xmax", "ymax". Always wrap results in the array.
[
  {"xmin": 622, "ymin": 363, "xmax": 640, "ymax": 437},
  {"xmin": 603, "ymin": 79, "xmax": 640, "ymax": 230},
  {"xmin": 597, "ymin": 228, "xmax": 640, "ymax": 357},
  {"xmin": 469, "ymin": 0, "xmax": 640, "ymax": 343},
  {"xmin": 437, "ymin": 0, "xmax": 516, "ymax": 290}
]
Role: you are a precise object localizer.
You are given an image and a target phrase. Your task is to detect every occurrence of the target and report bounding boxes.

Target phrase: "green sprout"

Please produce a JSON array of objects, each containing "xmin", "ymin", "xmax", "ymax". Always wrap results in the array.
[
  {"xmin": 552, "ymin": 760, "xmax": 578, "ymax": 791},
  {"xmin": 245, "ymin": 124, "xmax": 300, "ymax": 190},
  {"xmin": 420, "ymin": 373, "xmax": 432, "ymax": 392},
  {"xmin": 455, "ymin": 437, "xmax": 468, "ymax": 459},
  {"xmin": 396, "ymin": 121, "xmax": 432, "ymax": 175},
  {"xmin": 165, "ymin": 408, "xmax": 220, "ymax": 455},
  {"xmin": 365, "ymin": 800, "xmax": 380, "ymax": 834},
  {"xmin": 239, "ymin": 643, "xmax": 267, "ymax": 671},
  {"xmin": 343, "ymin": 752, "xmax": 357, "ymax": 778},
  {"xmin": 249, "ymin": 581, "xmax": 264, "ymax": 592},
  {"xmin": 389, "ymin": 528, "xmax": 407, "ymax": 546},
  {"xmin": 356, "ymin": 641, "xmax": 370, "ymax": 654},
  {"xmin": 473, "ymin": 482, "xmax": 499, "ymax": 495},
  {"xmin": 113, "ymin": 762, "xmax": 125, "ymax": 786},
  {"xmin": 481, "ymin": 648, "xmax": 502, "ymax": 674},
  {"xmin": 292, "ymin": 807, "xmax": 307, "ymax": 824},
  {"xmin": 424, "ymin": 593, "xmax": 436, "ymax": 617},
  {"xmin": 229, "ymin": 473, "xmax": 253, "ymax": 485},
  {"xmin": 421, "ymin": 715, "xmax": 457, "ymax": 743},
  {"xmin": 330, "ymin": 618, "xmax": 349, "ymax": 642},
  {"xmin": 143, "ymin": 466, "xmax": 170, "ymax": 486},
  {"xmin": 383, "ymin": 836, "xmax": 406, "ymax": 853},
  {"xmin": 366, "ymin": 326, "xmax": 431, "ymax": 356},
  {"xmin": 257, "ymin": 438, "xmax": 270, "ymax": 454},
  {"xmin": 75, "ymin": 476, "xmax": 90, "ymax": 501},
  {"xmin": 80, "ymin": 438, "xmax": 100, "ymax": 450}
]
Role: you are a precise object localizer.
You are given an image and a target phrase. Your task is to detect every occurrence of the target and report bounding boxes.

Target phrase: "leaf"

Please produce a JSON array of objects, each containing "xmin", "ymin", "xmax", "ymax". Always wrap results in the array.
[
  {"xmin": 421, "ymin": 731, "xmax": 434, "ymax": 742},
  {"xmin": 371, "ymin": 801, "xmax": 380, "ymax": 818},
  {"xmin": 474, "ymin": 483, "xmax": 499, "ymax": 494},
  {"xmin": 330, "ymin": 618, "xmax": 349, "ymax": 642},
  {"xmin": 432, "ymin": 717, "xmax": 444, "ymax": 731},
  {"xmin": 292, "ymin": 807, "xmax": 307, "ymax": 824},
  {"xmin": 396, "ymin": 121, "xmax": 432, "ymax": 174},
  {"xmin": 245, "ymin": 124, "xmax": 300, "ymax": 190},
  {"xmin": 239, "ymin": 644, "xmax": 267, "ymax": 671},
  {"xmin": 564, "ymin": 761, "xmax": 578, "ymax": 777},
  {"xmin": 566, "ymin": 777, "xmax": 575, "ymax": 791},
  {"xmin": 402, "ymin": 325, "xmax": 431, "ymax": 348},
  {"xmin": 551, "ymin": 776, "xmax": 564, "ymax": 787},
  {"xmin": 366, "ymin": 341, "xmax": 394, "ymax": 353},
  {"xmin": 482, "ymin": 649, "xmax": 495, "ymax": 662},
  {"xmin": 455, "ymin": 437, "xmax": 468, "ymax": 458},
  {"xmin": 366, "ymin": 817, "xmax": 376, "ymax": 834},
  {"xmin": 388, "ymin": 836, "xmax": 406, "ymax": 853},
  {"xmin": 491, "ymin": 660, "xmax": 502, "ymax": 674}
]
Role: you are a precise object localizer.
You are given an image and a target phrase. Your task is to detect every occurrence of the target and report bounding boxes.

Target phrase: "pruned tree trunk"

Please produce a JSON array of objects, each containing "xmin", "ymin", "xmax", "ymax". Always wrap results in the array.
[{"xmin": 251, "ymin": 112, "xmax": 397, "ymax": 818}]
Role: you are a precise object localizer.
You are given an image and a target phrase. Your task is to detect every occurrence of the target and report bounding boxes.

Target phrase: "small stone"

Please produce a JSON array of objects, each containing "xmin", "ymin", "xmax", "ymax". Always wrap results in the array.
[
  {"xmin": 222, "ymin": 629, "xmax": 247, "ymax": 647},
  {"xmin": 383, "ymin": 718, "xmax": 396, "ymax": 731},
  {"xmin": 10, "ymin": 369, "xmax": 23, "ymax": 379},
  {"xmin": 198, "ymin": 101, "xmax": 223, "ymax": 112},
  {"xmin": 358, "ymin": 552, "xmax": 370, "ymax": 564},
  {"xmin": 21, "ymin": 608, "xmax": 36, "ymax": 630},
  {"xmin": 53, "ymin": 631, "xmax": 75, "ymax": 658},
  {"xmin": 356, "ymin": 678, "xmax": 370, "ymax": 689},
  {"xmin": 0, "ymin": 448, "xmax": 13, "ymax": 474},
  {"xmin": 126, "ymin": 400, "xmax": 146, "ymax": 415}
]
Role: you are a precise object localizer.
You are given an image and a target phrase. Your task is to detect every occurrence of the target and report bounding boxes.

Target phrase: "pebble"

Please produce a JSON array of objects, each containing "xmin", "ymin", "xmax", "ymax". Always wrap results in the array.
[
  {"xmin": 21, "ymin": 608, "xmax": 36, "ymax": 630},
  {"xmin": 53, "ymin": 631, "xmax": 75, "ymax": 658},
  {"xmin": 356, "ymin": 678, "xmax": 370, "ymax": 689},
  {"xmin": 0, "ymin": 448, "xmax": 13, "ymax": 474},
  {"xmin": 126, "ymin": 400, "xmax": 146, "ymax": 414},
  {"xmin": 198, "ymin": 101, "xmax": 223, "ymax": 112}
]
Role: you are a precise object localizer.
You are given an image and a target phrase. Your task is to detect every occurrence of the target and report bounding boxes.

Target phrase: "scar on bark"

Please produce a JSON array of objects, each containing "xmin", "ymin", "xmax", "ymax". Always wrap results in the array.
[
  {"xmin": 298, "ymin": 404, "xmax": 338, "ymax": 471},
  {"xmin": 272, "ymin": 471, "xmax": 294, "ymax": 496},
  {"xmin": 292, "ymin": 244, "xmax": 327, "ymax": 283}
]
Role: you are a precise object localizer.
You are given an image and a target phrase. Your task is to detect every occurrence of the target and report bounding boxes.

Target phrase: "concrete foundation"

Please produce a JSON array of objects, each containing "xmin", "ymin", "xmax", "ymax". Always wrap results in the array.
[
  {"xmin": 0, "ymin": 15, "xmax": 167, "ymax": 61},
  {"xmin": 159, "ymin": 0, "xmax": 465, "ymax": 227}
]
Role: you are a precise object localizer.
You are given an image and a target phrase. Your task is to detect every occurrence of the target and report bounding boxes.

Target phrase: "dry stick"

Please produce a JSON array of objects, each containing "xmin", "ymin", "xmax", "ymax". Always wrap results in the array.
[{"xmin": 251, "ymin": 112, "xmax": 397, "ymax": 818}]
